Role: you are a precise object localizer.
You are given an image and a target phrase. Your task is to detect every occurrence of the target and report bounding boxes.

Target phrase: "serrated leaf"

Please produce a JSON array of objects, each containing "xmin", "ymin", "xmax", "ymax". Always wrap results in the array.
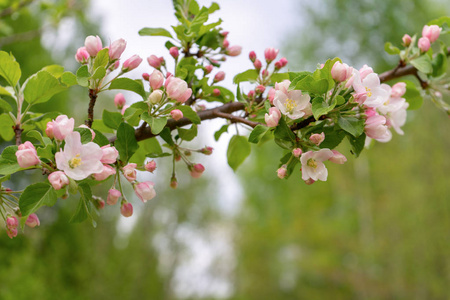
[
  {"xmin": 92, "ymin": 119, "xmax": 115, "ymax": 134},
  {"xmin": 23, "ymin": 71, "xmax": 66, "ymax": 104},
  {"xmin": 115, "ymin": 122, "xmax": 138, "ymax": 163},
  {"xmin": 384, "ymin": 42, "xmax": 400, "ymax": 55},
  {"xmin": 37, "ymin": 144, "xmax": 54, "ymax": 160},
  {"xmin": 76, "ymin": 65, "xmax": 90, "ymax": 87},
  {"xmin": 91, "ymin": 66, "xmax": 106, "ymax": 80},
  {"xmin": 208, "ymin": 2, "xmax": 220, "ymax": 13},
  {"xmin": 227, "ymin": 135, "xmax": 251, "ymax": 171},
  {"xmin": 61, "ymin": 71, "xmax": 77, "ymax": 87},
  {"xmin": 190, "ymin": 7, "xmax": 209, "ymax": 33},
  {"xmin": 271, "ymin": 73, "xmax": 289, "ymax": 84},
  {"xmin": 176, "ymin": 106, "xmax": 201, "ymax": 124},
  {"xmin": 177, "ymin": 124, "xmax": 197, "ymax": 141},
  {"xmin": 93, "ymin": 48, "xmax": 109, "ymax": 69},
  {"xmin": 102, "ymin": 110, "xmax": 123, "ymax": 130},
  {"xmin": 348, "ymin": 133, "xmax": 366, "ymax": 157},
  {"xmin": 233, "ymin": 69, "xmax": 259, "ymax": 84},
  {"xmin": 141, "ymin": 112, "xmax": 167, "ymax": 135},
  {"xmin": 19, "ymin": 183, "xmax": 57, "ymax": 218},
  {"xmin": 432, "ymin": 52, "xmax": 447, "ymax": 77},
  {"xmin": 26, "ymin": 130, "xmax": 45, "ymax": 145},
  {"xmin": 159, "ymin": 128, "xmax": 174, "ymax": 146},
  {"xmin": 129, "ymin": 138, "xmax": 162, "ymax": 165},
  {"xmin": 0, "ymin": 145, "xmax": 20, "ymax": 175},
  {"xmin": 70, "ymin": 183, "xmax": 94, "ymax": 226},
  {"xmin": 410, "ymin": 55, "xmax": 433, "ymax": 74},
  {"xmin": 123, "ymin": 107, "xmax": 143, "ymax": 127},
  {"xmin": 214, "ymin": 125, "xmax": 229, "ymax": 141},
  {"xmin": 92, "ymin": 129, "xmax": 110, "ymax": 147},
  {"xmin": 273, "ymin": 117, "xmax": 296, "ymax": 142},
  {"xmin": 0, "ymin": 113, "xmax": 14, "ymax": 141},
  {"xmin": 291, "ymin": 75, "xmax": 329, "ymax": 95},
  {"xmin": 73, "ymin": 128, "xmax": 93, "ymax": 144},
  {"xmin": 248, "ymin": 125, "xmax": 270, "ymax": 144},
  {"xmin": 0, "ymin": 51, "xmax": 21, "ymax": 87},
  {"xmin": 109, "ymin": 78, "xmax": 146, "ymax": 99},
  {"xmin": 139, "ymin": 27, "xmax": 173, "ymax": 38},
  {"xmin": 312, "ymin": 96, "xmax": 336, "ymax": 120},
  {"xmin": 338, "ymin": 116, "xmax": 364, "ymax": 137},
  {"xmin": 0, "ymin": 86, "xmax": 12, "ymax": 97}
]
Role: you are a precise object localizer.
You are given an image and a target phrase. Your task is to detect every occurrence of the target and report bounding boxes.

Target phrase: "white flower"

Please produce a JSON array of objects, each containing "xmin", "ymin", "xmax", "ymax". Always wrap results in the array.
[
  {"xmin": 353, "ymin": 72, "xmax": 389, "ymax": 108},
  {"xmin": 55, "ymin": 132, "xmax": 104, "ymax": 180},
  {"xmin": 273, "ymin": 80, "xmax": 311, "ymax": 119},
  {"xmin": 300, "ymin": 149, "xmax": 334, "ymax": 181}
]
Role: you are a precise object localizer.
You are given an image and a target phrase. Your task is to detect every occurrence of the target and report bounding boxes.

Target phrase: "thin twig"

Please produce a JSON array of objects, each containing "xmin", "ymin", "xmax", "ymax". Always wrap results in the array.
[{"xmin": 85, "ymin": 89, "xmax": 97, "ymax": 128}]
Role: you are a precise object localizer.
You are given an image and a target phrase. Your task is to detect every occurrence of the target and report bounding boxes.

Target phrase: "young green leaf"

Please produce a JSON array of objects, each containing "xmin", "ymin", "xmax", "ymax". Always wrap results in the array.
[
  {"xmin": 139, "ymin": 27, "xmax": 173, "ymax": 38},
  {"xmin": 338, "ymin": 116, "xmax": 365, "ymax": 137},
  {"xmin": 410, "ymin": 55, "xmax": 433, "ymax": 74},
  {"xmin": 0, "ymin": 51, "xmax": 21, "ymax": 87},
  {"xmin": 115, "ymin": 122, "xmax": 139, "ymax": 163},
  {"xmin": 102, "ymin": 110, "xmax": 123, "ymax": 130},
  {"xmin": 141, "ymin": 112, "xmax": 168, "ymax": 135},
  {"xmin": 233, "ymin": 69, "xmax": 259, "ymax": 84},
  {"xmin": 109, "ymin": 78, "xmax": 146, "ymax": 99},
  {"xmin": 175, "ymin": 106, "xmax": 201, "ymax": 124},
  {"xmin": 19, "ymin": 183, "xmax": 57, "ymax": 218},
  {"xmin": 23, "ymin": 71, "xmax": 66, "ymax": 104},
  {"xmin": 0, "ymin": 146, "xmax": 20, "ymax": 175},
  {"xmin": 227, "ymin": 135, "xmax": 251, "ymax": 171},
  {"xmin": 248, "ymin": 124, "xmax": 270, "ymax": 144}
]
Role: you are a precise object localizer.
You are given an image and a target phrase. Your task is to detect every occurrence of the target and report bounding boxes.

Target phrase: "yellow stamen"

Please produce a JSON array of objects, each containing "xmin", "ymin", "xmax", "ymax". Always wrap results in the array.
[
  {"xmin": 284, "ymin": 98, "xmax": 297, "ymax": 113},
  {"xmin": 365, "ymin": 87, "xmax": 372, "ymax": 98},
  {"xmin": 69, "ymin": 154, "xmax": 82, "ymax": 169},
  {"xmin": 307, "ymin": 158, "xmax": 317, "ymax": 169}
]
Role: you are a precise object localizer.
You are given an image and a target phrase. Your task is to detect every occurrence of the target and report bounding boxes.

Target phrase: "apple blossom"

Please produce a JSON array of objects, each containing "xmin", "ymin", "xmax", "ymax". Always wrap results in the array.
[
  {"xmin": 273, "ymin": 80, "xmax": 311, "ymax": 119},
  {"xmin": 147, "ymin": 55, "xmax": 163, "ymax": 68},
  {"xmin": 145, "ymin": 160, "xmax": 157, "ymax": 173},
  {"xmin": 48, "ymin": 171, "xmax": 70, "ymax": 190},
  {"xmin": 265, "ymin": 107, "xmax": 281, "ymax": 127},
  {"xmin": 122, "ymin": 55, "xmax": 142, "ymax": 71},
  {"xmin": 121, "ymin": 105, "xmax": 130, "ymax": 115},
  {"xmin": 264, "ymin": 47, "xmax": 279, "ymax": 63},
  {"xmin": 365, "ymin": 114, "xmax": 392, "ymax": 142},
  {"xmin": 309, "ymin": 132, "xmax": 325, "ymax": 145},
  {"xmin": 352, "ymin": 72, "xmax": 389, "ymax": 108},
  {"xmin": 148, "ymin": 90, "xmax": 164, "ymax": 104},
  {"xmin": 107, "ymin": 189, "xmax": 121, "ymax": 205},
  {"xmin": 6, "ymin": 216, "xmax": 18, "ymax": 229},
  {"xmin": 109, "ymin": 38, "xmax": 127, "ymax": 60},
  {"xmin": 204, "ymin": 65, "xmax": 213, "ymax": 74},
  {"xmin": 418, "ymin": 37, "xmax": 430, "ymax": 52},
  {"xmin": 277, "ymin": 165, "xmax": 287, "ymax": 179},
  {"xmin": 169, "ymin": 46, "xmax": 179, "ymax": 59},
  {"xmin": 214, "ymin": 71, "xmax": 225, "ymax": 83},
  {"xmin": 6, "ymin": 228, "xmax": 18, "ymax": 239},
  {"xmin": 253, "ymin": 59, "xmax": 262, "ymax": 70},
  {"xmin": 52, "ymin": 115, "xmax": 75, "ymax": 141},
  {"xmin": 226, "ymin": 45, "xmax": 242, "ymax": 56},
  {"xmin": 300, "ymin": 149, "xmax": 334, "ymax": 182},
  {"xmin": 142, "ymin": 73, "xmax": 150, "ymax": 81},
  {"xmin": 75, "ymin": 47, "xmax": 89, "ymax": 63},
  {"xmin": 25, "ymin": 214, "xmax": 40, "ymax": 228},
  {"xmin": 122, "ymin": 163, "xmax": 137, "ymax": 182},
  {"xmin": 222, "ymin": 39, "xmax": 229, "ymax": 48},
  {"xmin": 331, "ymin": 61, "xmax": 353, "ymax": 82},
  {"xmin": 391, "ymin": 82, "xmax": 406, "ymax": 98},
  {"xmin": 134, "ymin": 181, "xmax": 156, "ymax": 203},
  {"xmin": 189, "ymin": 164, "xmax": 205, "ymax": 178},
  {"xmin": 200, "ymin": 147, "xmax": 213, "ymax": 155},
  {"xmin": 249, "ymin": 51, "xmax": 256, "ymax": 62},
  {"xmin": 329, "ymin": 150, "xmax": 347, "ymax": 164},
  {"xmin": 16, "ymin": 141, "xmax": 40, "ymax": 168},
  {"xmin": 149, "ymin": 70, "xmax": 164, "ymax": 90},
  {"xmin": 268, "ymin": 88, "xmax": 275, "ymax": 104},
  {"xmin": 170, "ymin": 109, "xmax": 183, "ymax": 121},
  {"xmin": 93, "ymin": 165, "xmax": 116, "ymax": 181},
  {"xmin": 84, "ymin": 35, "xmax": 102, "ymax": 57},
  {"xmin": 292, "ymin": 148, "xmax": 302, "ymax": 158},
  {"xmin": 402, "ymin": 34, "xmax": 412, "ymax": 46},
  {"xmin": 100, "ymin": 145, "xmax": 119, "ymax": 164},
  {"xmin": 422, "ymin": 25, "xmax": 441, "ymax": 43},
  {"xmin": 120, "ymin": 202, "xmax": 133, "ymax": 217},
  {"xmin": 114, "ymin": 93, "xmax": 126, "ymax": 109},
  {"xmin": 45, "ymin": 122, "xmax": 54, "ymax": 139},
  {"xmin": 165, "ymin": 76, "xmax": 192, "ymax": 103}
]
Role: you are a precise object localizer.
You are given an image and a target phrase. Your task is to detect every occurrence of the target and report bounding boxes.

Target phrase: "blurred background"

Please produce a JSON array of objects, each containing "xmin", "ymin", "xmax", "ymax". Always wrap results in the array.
[{"xmin": 1, "ymin": 0, "xmax": 450, "ymax": 299}]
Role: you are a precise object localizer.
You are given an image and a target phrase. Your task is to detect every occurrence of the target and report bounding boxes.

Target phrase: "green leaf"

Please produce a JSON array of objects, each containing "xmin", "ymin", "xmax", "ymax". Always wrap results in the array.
[
  {"xmin": 0, "ymin": 113, "xmax": 14, "ymax": 141},
  {"xmin": 139, "ymin": 27, "xmax": 173, "ymax": 38},
  {"xmin": 338, "ymin": 116, "xmax": 364, "ymax": 137},
  {"xmin": 129, "ymin": 138, "xmax": 162, "ymax": 165},
  {"xmin": 248, "ymin": 125, "xmax": 270, "ymax": 144},
  {"xmin": 61, "ymin": 71, "xmax": 77, "ymax": 87},
  {"xmin": 271, "ymin": 73, "xmax": 289, "ymax": 84},
  {"xmin": 115, "ymin": 122, "xmax": 138, "ymax": 163},
  {"xmin": 109, "ymin": 78, "xmax": 146, "ymax": 99},
  {"xmin": 26, "ymin": 130, "xmax": 45, "ymax": 145},
  {"xmin": 384, "ymin": 42, "xmax": 400, "ymax": 55},
  {"xmin": 208, "ymin": 2, "xmax": 220, "ymax": 14},
  {"xmin": 273, "ymin": 117, "xmax": 296, "ymax": 142},
  {"xmin": 70, "ymin": 183, "xmax": 95, "ymax": 226},
  {"xmin": 93, "ymin": 48, "xmax": 109, "ymax": 69},
  {"xmin": 37, "ymin": 144, "xmax": 54, "ymax": 160},
  {"xmin": 92, "ymin": 129, "xmax": 110, "ymax": 147},
  {"xmin": 291, "ymin": 75, "xmax": 329, "ymax": 95},
  {"xmin": 0, "ymin": 51, "xmax": 21, "ymax": 87},
  {"xmin": 403, "ymin": 80, "xmax": 423, "ymax": 110},
  {"xmin": 177, "ymin": 124, "xmax": 197, "ymax": 141},
  {"xmin": 315, "ymin": 127, "xmax": 346, "ymax": 149},
  {"xmin": 23, "ymin": 71, "xmax": 66, "ymax": 104},
  {"xmin": 159, "ymin": 128, "xmax": 174, "ymax": 146},
  {"xmin": 0, "ymin": 146, "xmax": 20, "ymax": 175},
  {"xmin": 203, "ymin": 86, "xmax": 234, "ymax": 103},
  {"xmin": 233, "ymin": 69, "xmax": 259, "ymax": 84},
  {"xmin": 73, "ymin": 128, "xmax": 93, "ymax": 144},
  {"xmin": 227, "ymin": 135, "xmax": 251, "ymax": 172},
  {"xmin": 0, "ymin": 86, "xmax": 13, "ymax": 97},
  {"xmin": 76, "ymin": 65, "xmax": 90, "ymax": 87},
  {"xmin": 410, "ymin": 55, "xmax": 433, "ymax": 74},
  {"xmin": 190, "ymin": 7, "xmax": 209, "ymax": 33},
  {"xmin": 19, "ymin": 183, "xmax": 57, "ymax": 217},
  {"xmin": 348, "ymin": 133, "xmax": 366, "ymax": 157},
  {"xmin": 41, "ymin": 65, "xmax": 64, "ymax": 78},
  {"xmin": 92, "ymin": 119, "xmax": 114, "ymax": 134},
  {"xmin": 146, "ymin": 152, "xmax": 171, "ymax": 158},
  {"xmin": 176, "ymin": 106, "xmax": 201, "ymax": 124},
  {"xmin": 102, "ymin": 110, "xmax": 123, "ymax": 130},
  {"xmin": 91, "ymin": 66, "xmax": 106, "ymax": 80},
  {"xmin": 311, "ymin": 96, "xmax": 336, "ymax": 120},
  {"xmin": 432, "ymin": 52, "xmax": 447, "ymax": 77},
  {"xmin": 141, "ymin": 112, "xmax": 167, "ymax": 135},
  {"xmin": 427, "ymin": 16, "xmax": 450, "ymax": 27},
  {"xmin": 214, "ymin": 125, "xmax": 229, "ymax": 141},
  {"xmin": 123, "ymin": 107, "xmax": 143, "ymax": 127}
]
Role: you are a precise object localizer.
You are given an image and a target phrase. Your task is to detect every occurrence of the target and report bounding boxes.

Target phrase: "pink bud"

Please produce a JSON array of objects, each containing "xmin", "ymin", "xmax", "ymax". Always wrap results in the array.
[
  {"xmin": 121, "ymin": 105, "xmax": 130, "ymax": 115},
  {"xmin": 122, "ymin": 163, "xmax": 137, "ymax": 182},
  {"xmin": 189, "ymin": 164, "xmax": 205, "ymax": 178},
  {"xmin": 114, "ymin": 93, "xmax": 126, "ymax": 109},
  {"xmin": 331, "ymin": 61, "xmax": 353, "ymax": 82},
  {"xmin": 418, "ymin": 37, "xmax": 430, "ymax": 53},
  {"xmin": 422, "ymin": 25, "xmax": 441, "ymax": 43},
  {"xmin": 142, "ymin": 73, "xmax": 150, "ymax": 81},
  {"xmin": 221, "ymin": 31, "xmax": 229, "ymax": 37},
  {"xmin": 134, "ymin": 181, "xmax": 156, "ymax": 203},
  {"xmin": 97, "ymin": 199, "xmax": 105, "ymax": 209},
  {"xmin": 147, "ymin": 55, "xmax": 162, "ymax": 69},
  {"xmin": 214, "ymin": 71, "xmax": 225, "ymax": 83},
  {"xmin": 45, "ymin": 121, "xmax": 54, "ymax": 139},
  {"xmin": 402, "ymin": 34, "xmax": 412, "ymax": 46},
  {"xmin": 25, "ymin": 214, "xmax": 40, "ymax": 228},
  {"xmin": 75, "ymin": 47, "xmax": 90, "ymax": 64},
  {"xmin": 226, "ymin": 45, "xmax": 242, "ymax": 56},
  {"xmin": 120, "ymin": 202, "xmax": 133, "ymax": 217},
  {"xmin": 264, "ymin": 47, "xmax": 279, "ymax": 63},
  {"xmin": 274, "ymin": 61, "xmax": 282, "ymax": 70},
  {"xmin": 268, "ymin": 88, "xmax": 276, "ymax": 104},
  {"xmin": 277, "ymin": 165, "xmax": 287, "ymax": 179},
  {"xmin": 100, "ymin": 145, "xmax": 119, "ymax": 164},
  {"xmin": 145, "ymin": 160, "xmax": 157, "ymax": 173},
  {"xmin": 391, "ymin": 82, "xmax": 406, "ymax": 98},
  {"xmin": 149, "ymin": 70, "xmax": 164, "ymax": 90},
  {"xmin": 52, "ymin": 115, "xmax": 75, "ymax": 141},
  {"xmin": 6, "ymin": 216, "xmax": 18, "ymax": 229},
  {"xmin": 359, "ymin": 64, "xmax": 373, "ymax": 80},
  {"xmin": 16, "ymin": 141, "xmax": 40, "ymax": 168},
  {"xmin": 304, "ymin": 178, "xmax": 315, "ymax": 185},
  {"xmin": 84, "ymin": 35, "xmax": 103, "ymax": 57},
  {"xmin": 107, "ymin": 189, "xmax": 121, "ymax": 205},
  {"xmin": 201, "ymin": 146, "xmax": 213, "ymax": 155},
  {"xmin": 222, "ymin": 39, "xmax": 230, "ymax": 48},
  {"xmin": 309, "ymin": 132, "xmax": 325, "ymax": 145},
  {"xmin": 262, "ymin": 69, "xmax": 269, "ymax": 77},
  {"xmin": 170, "ymin": 176, "xmax": 178, "ymax": 189},
  {"xmin": 279, "ymin": 57, "xmax": 288, "ymax": 67},
  {"xmin": 265, "ymin": 107, "xmax": 281, "ymax": 127},
  {"xmin": 204, "ymin": 65, "xmax": 213, "ymax": 74},
  {"xmin": 247, "ymin": 90, "xmax": 255, "ymax": 99},
  {"xmin": 109, "ymin": 38, "xmax": 127, "ymax": 60},
  {"xmin": 211, "ymin": 88, "xmax": 220, "ymax": 97},
  {"xmin": 249, "ymin": 51, "xmax": 257, "ymax": 62},
  {"xmin": 253, "ymin": 59, "xmax": 262, "ymax": 70},
  {"xmin": 329, "ymin": 150, "xmax": 347, "ymax": 164},
  {"xmin": 122, "ymin": 55, "xmax": 142, "ymax": 71},
  {"xmin": 93, "ymin": 165, "xmax": 116, "ymax": 181},
  {"xmin": 165, "ymin": 76, "xmax": 192, "ymax": 103},
  {"xmin": 292, "ymin": 148, "xmax": 302, "ymax": 158},
  {"xmin": 255, "ymin": 85, "xmax": 265, "ymax": 94},
  {"xmin": 6, "ymin": 227, "xmax": 18, "ymax": 239},
  {"xmin": 170, "ymin": 109, "xmax": 183, "ymax": 121},
  {"xmin": 48, "ymin": 171, "xmax": 69, "ymax": 190},
  {"xmin": 169, "ymin": 46, "xmax": 179, "ymax": 59},
  {"xmin": 112, "ymin": 60, "xmax": 120, "ymax": 70}
]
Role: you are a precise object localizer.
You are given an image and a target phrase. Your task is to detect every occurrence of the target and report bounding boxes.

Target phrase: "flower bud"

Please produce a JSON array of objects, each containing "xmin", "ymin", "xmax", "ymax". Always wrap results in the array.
[
  {"xmin": 247, "ymin": 90, "xmax": 255, "ymax": 99},
  {"xmin": 292, "ymin": 148, "xmax": 302, "ymax": 158},
  {"xmin": 134, "ymin": 181, "xmax": 156, "ymax": 203},
  {"xmin": 169, "ymin": 46, "xmax": 179, "ymax": 59},
  {"xmin": 142, "ymin": 73, "xmax": 150, "ymax": 81},
  {"xmin": 114, "ymin": 93, "xmax": 126, "ymax": 109},
  {"xmin": 391, "ymin": 82, "xmax": 406, "ymax": 98},
  {"xmin": 122, "ymin": 163, "xmax": 137, "ymax": 182},
  {"xmin": 402, "ymin": 34, "xmax": 412, "ymax": 46},
  {"xmin": 75, "ymin": 47, "xmax": 90, "ymax": 64},
  {"xmin": 255, "ymin": 85, "xmax": 266, "ymax": 94},
  {"xmin": 170, "ymin": 109, "xmax": 183, "ymax": 121},
  {"xmin": 212, "ymin": 88, "xmax": 221, "ymax": 97},
  {"xmin": 265, "ymin": 107, "xmax": 281, "ymax": 127},
  {"xmin": 96, "ymin": 198, "xmax": 105, "ymax": 210},
  {"xmin": 359, "ymin": 64, "xmax": 373, "ymax": 80},
  {"xmin": 6, "ymin": 216, "xmax": 18, "ymax": 229},
  {"xmin": 109, "ymin": 38, "xmax": 127, "ymax": 60},
  {"xmin": 48, "ymin": 171, "xmax": 69, "ymax": 190},
  {"xmin": 170, "ymin": 176, "xmax": 178, "ymax": 189},
  {"xmin": 221, "ymin": 31, "xmax": 229, "ymax": 37},
  {"xmin": 25, "ymin": 214, "xmax": 40, "ymax": 228},
  {"xmin": 204, "ymin": 65, "xmax": 213, "ymax": 74},
  {"xmin": 16, "ymin": 141, "xmax": 40, "ymax": 168},
  {"xmin": 264, "ymin": 47, "xmax": 279, "ymax": 63},
  {"xmin": 144, "ymin": 160, "xmax": 157, "ymax": 173},
  {"xmin": 222, "ymin": 39, "xmax": 230, "ymax": 48},
  {"xmin": 277, "ymin": 165, "xmax": 287, "ymax": 179},
  {"xmin": 226, "ymin": 45, "xmax": 242, "ymax": 56},
  {"xmin": 93, "ymin": 165, "xmax": 116, "ymax": 181},
  {"xmin": 122, "ymin": 55, "xmax": 142, "ymax": 71},
  {"xmin": 147, "ymin": 55, "xmax": 162, "ymax": 69},
  {"xmin": 214, "ymin": 71, "xmax": 225, "ymax": 83},
  {"xmin": 107, "ymin": 189, "xmax": 121, "ymax": 205},
  {"xmin": 148, "ymin": 90, "xmax": 164, "ymax": 104},
  {"xmin": 268, "ymin": 88, "xmax": 276, "ymax": 104},
  {"xmin": 422, "ymin": 25, "xmax": 441, "ymax": 43},
  {"xmin": 189, "ymin": 164, "xmax": 205, "ymax": 178},
  {"xmin": 165, "ymin": 76, "xmax": 192, "ymax": 103},
  {"xmin": 418, "ymin": 37, "xmax": 430, "ymax": 53},
  {"xmin": 274, "ymin": 61, "xmax": 282, "ymax": 70},
  {"xmin": 45, "ymin": 121, "xmax": 54, "ymax": 139},
  {"xmin": 249, "ymin": 51, "xmax": 257, "ymax": 62},
  {"xmin": 329, "ymin": 150, "xmax": 347, "ymax": 164},
  {"xmin": 304, "ymin": 178, "xmax": 315, "ymax": 185},
  {"xmin": 120, "ymin": 202, "xmax": 133, "ymax": 217},
  {"xmin": 100, "ymin": 145, "xmax": 119, "ymax": 164},
  {"xmin": 6, "ymin": 227, "xmax": 18, "ymax": 239},
  {"xmin": 84, "ymin": 35, "xmax": 102, "ymax": 57},
  {"xmin": 200, "ymin": 146, "xmax": 213, "ymax": 155},
  {"xmin": 331, "ymin": 61, "xmax": 353, "ymax": 82},
  {"xmin": 278, "ymin": 57, "xmax": 288, "ymax": 67},
  {"xmin": 262, "ymin": 69, "xmax": 269, "ymax": 77},
  {"xmin": 309, "ymin": 132, "xmax": 325, "ymax": 145},
  {"xmin": 253, "ymin": 59, "xmax": 262, "ymax": 70},
  {"xmin": 52, "ymin": 115, "xmax": 75, "ymax": 141},
  {"xmin": 149, "ymin": 70, "xmax": 164, "ymax": 90}
]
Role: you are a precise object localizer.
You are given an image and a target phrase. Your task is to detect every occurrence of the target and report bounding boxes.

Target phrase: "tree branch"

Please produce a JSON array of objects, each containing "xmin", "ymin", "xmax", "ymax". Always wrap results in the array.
[
  {"xmin": 85, "ymin": 89, "xmax": 97, "ymax": 128},
  {"xmin": 0, "ymin": 0, "xmax": 34, "ymax": 18}
]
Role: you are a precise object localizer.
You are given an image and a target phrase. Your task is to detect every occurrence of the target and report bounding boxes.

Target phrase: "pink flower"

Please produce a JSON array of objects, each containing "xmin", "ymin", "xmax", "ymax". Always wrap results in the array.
[
  {"xmin": 114, "ymin": 93, "xmax": 126, "ymax": 109},
  {"xmin": 6, "ymin": 216, "xmax": 18, "ymax": 229},
  {"xmin": 45, "ymin": 122, "xmax": 54, "ymax": 139},
  {"xmin": 107, "ymin": 189, "xmax": 121, "ymax": 205},
  {"xmin": 249, "ymin": 51, "xmax": 256, "ymax": 62},
  {"xmin": 402, "ymin": 34, "xmax": 412, "ymax": 46},
  {"xmin": 93, "ymin": 165, "xmax": 116, "ymax": 181},
  {"xmin": 391, "ymin": 82, "xmax": 406, "ymax": 98},
  {"xmin": 331, "ymin": 61, "xmax": 353, "ymax": 82},
  {"xmin": 48, "ymin": 171, "xmax": 69, "ymax": 190},
  {"xmin": 122, "ymin": 55, "xmax": 142, "ymax": 71},
  {"xmin": 253, "ymin": 59, "xmax": 262, "ymax": 70},
  {"xmin": 292, "ymin": 148, "xmax": 302, "ymax": 158},
  {"xmin": 100, "ymin": 145, "xmax": 119, "ymax": 164},
  {"xmin": 329, "ymin": 150, "xmax": 347, "ymax": 164},
  {"xmin": 122, "ymin": 163, "xmax": 137, "ymax": 182},
  {"xmin": 25, "ymin": 214, "xmax": 40, "ymax": 228},
  {"xmin": 277, "ymin": 165, "xmax": 287, "ymax": 179},
  {"xmin": 422, "ymin": 25, "xmax": 441, "ymax": 43},
  {"xmin": 365, "ymin": 114, "xmax": 392, "ymax": 142},
  {"xmin": 273, "ymin": 80, "xmax": 311, "ymax": 119},
  {"xmin": 147, "ymin": 55, "xmax": 163, "ymax": 69},
  {"xmin": 226, "ymin": 45, "xmax": 242, "ymax": 56},
  {"xmin": 204, "ymin": 65, "xmax": 213, "ymax": 74},
  {"xmin": 418, "ymin": 37, "xmax": 430, "ymax": 53},
  {"xmin": 52, "ymin": 115, "xmax": 75, "ymax": 141},
  {"xmin": 149, "ymin": 70, "xmax": 164, "ymax": 90},
  {"xmin": 265, "ymin": 107, "xmax": 281, "ymax": 127},
  {"xmin": 170, "ymin": 109, "xmax": 183, "ymax": 121},
  {"xmin": 120, "ymin": 202, "xmax": 133, "ymax": 217},
  {"xmin": 145, "ymin": 160, "xmax": 157, "ymax": 173},
  {"xmin": 214, "ymin": 71, "xmax": 225, "ymax": 83},
  {"xmin": 142, "ymin": 73, "xmax": 150, "ymax": 81},
  {"xmin": 359, "ymin": 64, "xmax": 374, "ymax": 80},
  {"xmin": 165, "ymin": 77, "xmax": 192, "ymax": 103},
  {"xmin": 189, "ymin": 164, "xmax": 205, "ymax": 178},
  {"xmin": 148, "ymin": 90, "xmax": 163, "ymax": 104},
  {"xmin": 84, "ymin": 35, "xmax": 103, "ymax": 57},
  {"xmin": 109, "ymin": 38, "xmax": 127, "ymax": 60},
  {"xmin": 169, "ymin": 46, "xmax": 179, "ymax": 59},
  {"xmin": 16, "ymin": 141, "xmax": 40, "ymax": 168},
  {"xmin": 278, "ymin": 57, "xmax": 288, "ymax": 68},
  {"xmin": 55, "ymin": 132, "xmax": 104, "ymax": 180},
  {"xmin": 268, "ymin": 88, "xmax": 276, "ymax": 104},
  {"xmin": 255, "ymin": 85, "xmax": 265, "ymax": 94},
  {"xmin": 6, "ymin": 227, "xmax": 18, "ymax": 239},
  {"xmin": 309, "ymin": 132, "xmax": 325, "ymax": 145},
  {"xmin": 75, "ymin": 47, "xmax": 89, "ymax": 64},
  {"xmin": 352, "ymin": 72, "xmax": 389, "ymax": 108},
  {"xmin": 264, "ymin": 47, "xmax": 279, "ymax": 63},
  {"xmin": 300, "ymin": 149, "xmax": 334, "ymax": 181},
  {"xmin": 134, "ymin": 181, "xmax": 156, "ymax": 203}
]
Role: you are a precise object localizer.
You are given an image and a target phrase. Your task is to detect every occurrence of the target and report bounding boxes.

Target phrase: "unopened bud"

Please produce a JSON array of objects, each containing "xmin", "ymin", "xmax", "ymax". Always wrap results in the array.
[
  {"xmin": 120, "ymin": 202, "xmax": 133, "ymax": 217},
  {"xmin": 222, "ymin": 39, "xmax": 230, "ymax": 48},
  {"xmin": 418, "ymin": 37, "xmax": 430, "ymax": 53},
  {"xmin": 249, "ymin": 51, "xmax": 257, "ymax": 62},
  {"xmin": 277, "ymin": 165, "xmax": 287, "ymax": 179},
  {"xmin": 189, "ymin": 163, "xmax": 205, "ymax": 178},
  {"xmin": 292, "ymin": 148, "xmax": 302, "ymax": 158},
  {"xmin": 200, "ymin": 146, "xmax": 213, "ymax": 155},
  {"xmin": 148, "ymin": 90, "xmax": 163, "ymax": 104},
  {"xmin": 122, "ymin": 55, "xmax": 142, "ymax": 72},
  {"xmin": 253, "ymin": 59, "xmax": 262, "ymax": 70},
  {"xmin": 170, "ymin": 109, "xmax": 183, "ymax": 121},
  {"xmin": 170, "ymin": 176, "xmax": 178, "ymax": 189},
  {"xmin": 264, "ymin": 47, "xmax": 279, "ymax": 63},
  {"xmin": 255, "ymin": 85, "xmax": 265, "ymax": 94},
  {"xmin": 107, "ymin": 189, "xmax": 121, "ymax": 205},
  {"xmin": 213, "ymin": 89, "xmax": 221, "ymax": 96},
  {"xmin": 114, "ymin": 93, "xmax": 126, "ymax": 109},
  {"xmin": 402, "ymin": 34, "xmax": 412, "ymax": 46},
  {"xmin": 204, "ymin": 65, "xmax": 213, "ymax": 74},
  {"xmin": 144, "ymin": 160, "xmax": 157, "ymax": 173},
  {"xmin": 142, "ymin": 73, "xmax": 150, "ymax": 81},
  {"xmin": 309, "ymin": 132, "xmax": 325, "ymax": 145},
  {"xmin": 214, "ymin": 71, "xmax": 225, "ymax": 83},
  {"xmin": 169, "ymin": 47, "xmax": 179, "ymax": 59},
  {"xmin": 75, "ymin": 47, "xmax": 89, "ymax": 64}
]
